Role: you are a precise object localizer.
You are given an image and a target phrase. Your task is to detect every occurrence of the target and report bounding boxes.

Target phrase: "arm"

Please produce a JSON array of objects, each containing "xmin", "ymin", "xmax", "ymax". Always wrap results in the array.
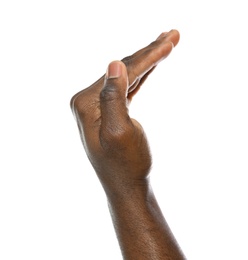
[{"xmin": 70, "ymin": 29, "xmax": 186, "ymax": 260}]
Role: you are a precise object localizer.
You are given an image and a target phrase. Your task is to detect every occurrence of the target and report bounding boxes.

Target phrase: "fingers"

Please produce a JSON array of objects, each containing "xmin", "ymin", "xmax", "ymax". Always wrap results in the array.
[
  {"xmin": 123, "ymin": 29, "xmax": 180, "ymax": 89},
  {"xmin": 71, "ymin": 30, "xmax": 180, "ymax": 118},
  {"xmin": 100, "ymin": 61, "xmax": 131, "ymax": 135}
]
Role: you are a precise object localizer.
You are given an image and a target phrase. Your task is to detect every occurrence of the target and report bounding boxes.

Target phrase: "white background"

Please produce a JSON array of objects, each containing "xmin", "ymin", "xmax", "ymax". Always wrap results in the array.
[{"xmin": 0, "ymin": 0, "xmax": 247, "ymax": 259}]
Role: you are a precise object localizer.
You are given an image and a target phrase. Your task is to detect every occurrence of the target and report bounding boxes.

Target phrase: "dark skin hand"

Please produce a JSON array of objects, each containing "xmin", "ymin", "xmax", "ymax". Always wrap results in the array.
[{"xmin": 70, "ymin": 29, "xmax": 186, "ymax": 259}]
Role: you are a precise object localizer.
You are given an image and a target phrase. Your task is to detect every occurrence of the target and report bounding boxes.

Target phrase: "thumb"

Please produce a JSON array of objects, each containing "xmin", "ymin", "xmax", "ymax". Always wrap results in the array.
[{"xmin": 100, "ymin": 61, "xmax": 131, "ymax": 134}]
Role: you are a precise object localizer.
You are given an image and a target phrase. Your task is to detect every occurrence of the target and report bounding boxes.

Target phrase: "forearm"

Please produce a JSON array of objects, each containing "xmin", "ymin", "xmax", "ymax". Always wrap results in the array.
[{"xmin": 107, "ymin": 179, "xmax": 186, "ymax": 260}]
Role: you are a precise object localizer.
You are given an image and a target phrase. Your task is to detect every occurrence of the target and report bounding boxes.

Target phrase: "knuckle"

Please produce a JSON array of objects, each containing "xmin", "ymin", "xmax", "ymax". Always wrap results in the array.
[
  {"xmin": 121, "ymin": 55, "xmax": 133, "ymax": 68},
  {"xmin": 100, "ymin": 84, "xmax": 118, "ymax": 102},
  {"xmin": 70, "ymin": 90, "xmax": 92, "ymax": 116},
  {"xmin": 70, "ymin": 94, "xmax": 82, "ymax": 113},
  {"xmin": 70, "ymin": 94, "xmax": 77, "ymax": 112}
]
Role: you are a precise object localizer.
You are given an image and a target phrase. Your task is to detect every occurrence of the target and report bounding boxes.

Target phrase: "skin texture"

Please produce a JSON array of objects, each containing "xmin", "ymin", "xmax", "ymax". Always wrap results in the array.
[{"xmin": 70, "ymin": 29, "xmax": 186, "ymax": 260}]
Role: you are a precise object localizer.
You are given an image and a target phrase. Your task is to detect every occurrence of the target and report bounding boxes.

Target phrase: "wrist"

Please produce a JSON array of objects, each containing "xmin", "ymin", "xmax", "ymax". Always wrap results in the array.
[{"xmin": 104, "ymin": 177, "xmax": 152, "ymax": 205}]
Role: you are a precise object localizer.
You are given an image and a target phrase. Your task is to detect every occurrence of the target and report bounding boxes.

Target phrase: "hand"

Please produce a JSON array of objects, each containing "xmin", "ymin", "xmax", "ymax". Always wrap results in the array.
[
  {"xmin": 71, "ymin": 30, "xmax": 185, "ymax": 260},
  {"xmin": 70, "ymin": 30, "xmax": 180, "ymax": 197}
]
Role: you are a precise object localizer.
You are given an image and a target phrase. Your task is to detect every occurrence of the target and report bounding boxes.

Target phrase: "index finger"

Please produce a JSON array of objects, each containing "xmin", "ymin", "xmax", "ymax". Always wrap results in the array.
[{"xmin": 122, "ymin": 29, "xmax": 180, "ymax": 87}]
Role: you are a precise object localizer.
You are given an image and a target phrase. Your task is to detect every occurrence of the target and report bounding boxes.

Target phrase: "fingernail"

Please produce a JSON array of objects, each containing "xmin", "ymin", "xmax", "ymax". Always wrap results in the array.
[{"xmin": 106, "ymin": 61, "xmax": 122, "ymax": 79}]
